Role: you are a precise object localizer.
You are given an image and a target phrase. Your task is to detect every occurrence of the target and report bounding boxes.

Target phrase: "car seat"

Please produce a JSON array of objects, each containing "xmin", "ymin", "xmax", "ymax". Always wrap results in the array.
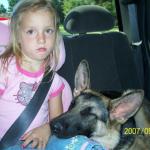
[
  {"xmin": 0, "ymin": 19, "xmax": 10, "ymax": 55},
  {"xmin": 59, "ymin": 5, "xmax": 142, "ymax": 93}
]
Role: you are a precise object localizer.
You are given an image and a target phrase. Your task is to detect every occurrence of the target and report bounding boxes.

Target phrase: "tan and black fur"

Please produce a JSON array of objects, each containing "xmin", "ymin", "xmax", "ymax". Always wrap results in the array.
[{"xmin": 51, "ymin": 60, "xmax": 150, "ymax": 150}]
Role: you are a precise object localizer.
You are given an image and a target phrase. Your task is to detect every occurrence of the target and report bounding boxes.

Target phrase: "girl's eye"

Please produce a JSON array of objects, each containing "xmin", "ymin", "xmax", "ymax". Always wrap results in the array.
[
  {"xmin": 26, "ymin": 29, "xmax": 36, "ymax": 35},
  {"xmin": 45, "ymin": 29, "xmax": 54, "ymax": 35}
]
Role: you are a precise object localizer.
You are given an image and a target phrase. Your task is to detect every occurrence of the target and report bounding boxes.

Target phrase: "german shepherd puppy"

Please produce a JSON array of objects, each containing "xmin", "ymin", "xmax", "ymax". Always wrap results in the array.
[{"xmin": 51, "ymin": 60, "xmax": 150, "ymax": 150}]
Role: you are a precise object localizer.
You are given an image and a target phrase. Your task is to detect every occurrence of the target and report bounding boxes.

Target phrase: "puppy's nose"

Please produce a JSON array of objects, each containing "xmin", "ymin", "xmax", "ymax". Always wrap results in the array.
[{"xmin": 51, "ymin": 122, "xmax": 63, "ymax": 134}]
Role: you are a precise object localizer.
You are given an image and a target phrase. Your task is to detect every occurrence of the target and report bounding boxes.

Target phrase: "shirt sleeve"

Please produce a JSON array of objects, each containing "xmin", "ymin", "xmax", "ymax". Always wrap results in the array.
[
  {"xmin": 49, "ymin": 73, "xmax": 65, "ymax": 99},
  {"xmin": 0, "ymin": 60, "xmax": 7, "ymax": 96}
]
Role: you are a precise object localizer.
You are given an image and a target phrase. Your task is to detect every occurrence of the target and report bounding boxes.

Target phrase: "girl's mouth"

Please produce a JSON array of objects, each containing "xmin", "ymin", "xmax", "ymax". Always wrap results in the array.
[{"xmin": 37, "ymin": 48, "xmax": 47, "ymax": 52}]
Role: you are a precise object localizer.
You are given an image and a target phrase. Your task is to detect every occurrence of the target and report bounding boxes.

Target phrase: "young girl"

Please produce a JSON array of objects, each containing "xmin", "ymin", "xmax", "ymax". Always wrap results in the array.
[{"xmin": 0, "ymin": 0, "xmax": 64, "ymax": 149}]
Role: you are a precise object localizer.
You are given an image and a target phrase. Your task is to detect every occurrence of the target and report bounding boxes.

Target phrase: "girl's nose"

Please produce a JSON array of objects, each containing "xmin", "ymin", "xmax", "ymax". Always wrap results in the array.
[{"xmin": 37, "ymin": 33, "xmax": 46, "ymax": 44}]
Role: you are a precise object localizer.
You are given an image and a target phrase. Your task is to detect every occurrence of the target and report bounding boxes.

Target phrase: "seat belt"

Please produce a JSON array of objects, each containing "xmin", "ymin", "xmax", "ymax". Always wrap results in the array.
[
  {"xmin": 0, "ymin": 68, "xmax": 53, "ymax": 149},
  {"xmin": 127, "ymin": 3, "xmax": 144, "ymax": 88}
]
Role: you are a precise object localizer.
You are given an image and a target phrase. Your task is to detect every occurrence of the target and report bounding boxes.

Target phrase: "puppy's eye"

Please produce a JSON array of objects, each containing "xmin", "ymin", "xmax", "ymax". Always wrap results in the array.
[{"xmin": 80, "ymin": 107, "xmax": 92, "ymax": 116}]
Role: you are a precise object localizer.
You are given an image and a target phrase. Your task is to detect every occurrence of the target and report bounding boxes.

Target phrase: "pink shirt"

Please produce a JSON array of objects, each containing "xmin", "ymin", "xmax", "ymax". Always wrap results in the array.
[{"xmin": 0, "ymin": 57, "xmax": 64, "ymax": 140}]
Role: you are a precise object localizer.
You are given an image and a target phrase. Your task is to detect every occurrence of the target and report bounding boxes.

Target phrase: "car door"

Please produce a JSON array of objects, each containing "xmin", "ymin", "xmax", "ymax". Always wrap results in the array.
[{"xmin": 115, "ymin": 0, "xmax": 150, "ymax": 100}]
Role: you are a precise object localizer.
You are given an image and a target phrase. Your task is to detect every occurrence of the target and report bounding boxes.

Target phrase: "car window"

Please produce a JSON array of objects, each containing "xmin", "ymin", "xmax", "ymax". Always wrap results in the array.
[{"xmin": 0, "ymin": 0, "xmax": 119, "ymax": 35}]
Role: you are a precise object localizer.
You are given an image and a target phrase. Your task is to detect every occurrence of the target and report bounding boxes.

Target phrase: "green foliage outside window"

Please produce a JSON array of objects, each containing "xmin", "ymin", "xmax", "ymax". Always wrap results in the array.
[{"xmin": 4, "ymin": 0, "xmax": 116, "ymax": 24}]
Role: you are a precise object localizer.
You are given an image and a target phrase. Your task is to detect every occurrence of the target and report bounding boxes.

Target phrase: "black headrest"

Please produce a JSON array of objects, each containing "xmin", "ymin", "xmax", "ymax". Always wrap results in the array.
[{"xmin": 64, "ymin": 5, "xmax": 115, "ymax": 34}]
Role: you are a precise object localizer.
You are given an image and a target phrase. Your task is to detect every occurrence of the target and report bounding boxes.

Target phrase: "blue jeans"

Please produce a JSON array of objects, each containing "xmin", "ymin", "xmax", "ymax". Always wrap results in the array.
[{"xmin": 5, "ymin": 135, "xmax": 107, "ymax": 150}]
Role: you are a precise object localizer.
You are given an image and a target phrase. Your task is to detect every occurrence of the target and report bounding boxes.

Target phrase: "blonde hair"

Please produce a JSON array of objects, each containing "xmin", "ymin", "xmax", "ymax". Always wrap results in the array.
[{"xmin": 0, "ymin": 0, "xmax": 60, "ymax": 72}]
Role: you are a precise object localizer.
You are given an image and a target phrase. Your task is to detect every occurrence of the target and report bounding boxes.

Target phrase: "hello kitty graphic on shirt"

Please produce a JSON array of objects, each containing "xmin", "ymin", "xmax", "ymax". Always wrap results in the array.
[{"xmin": 16, "ymin": 82, "xmax": 38, "ymax": 106}]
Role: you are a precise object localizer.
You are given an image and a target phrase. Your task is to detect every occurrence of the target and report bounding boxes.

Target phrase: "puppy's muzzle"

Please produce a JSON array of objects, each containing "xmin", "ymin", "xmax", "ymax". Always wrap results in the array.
[{"xmin": 50, "ymin": 121, "xmax": 64, "ymax": 135}]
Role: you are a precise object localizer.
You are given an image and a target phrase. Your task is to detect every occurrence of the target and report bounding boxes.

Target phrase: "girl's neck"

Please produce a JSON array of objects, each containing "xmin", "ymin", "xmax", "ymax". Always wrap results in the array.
[{"xmin": 18, "ymin": 57, "xmax": 46, "ymax": 73}]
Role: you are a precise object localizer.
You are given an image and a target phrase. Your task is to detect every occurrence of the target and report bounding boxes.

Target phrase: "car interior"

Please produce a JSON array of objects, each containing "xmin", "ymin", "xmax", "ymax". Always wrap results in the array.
[
  {"xmin": 115, "ymin": 0, "xmax": 150, "ymax": 100},
  {"xmin": 58, "ymin": 0, "xmax": 150, "ymax": 103},
  {"xmin": 59, "ymin": 4, "xmax": 142, "ymax": 100},
  {"xmin": 0, "ymin": 2, "xmax": 146, "ymax": 105},
  {"xmin": 0, "ymin": 0, "xmax": 150, "ymax": 149}
]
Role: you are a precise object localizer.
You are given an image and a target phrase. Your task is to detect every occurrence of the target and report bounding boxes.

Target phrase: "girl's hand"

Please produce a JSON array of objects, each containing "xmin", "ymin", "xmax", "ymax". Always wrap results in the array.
[{"xmin": 21, "ymin": 123, "xmax": 51, "ymax": 149}]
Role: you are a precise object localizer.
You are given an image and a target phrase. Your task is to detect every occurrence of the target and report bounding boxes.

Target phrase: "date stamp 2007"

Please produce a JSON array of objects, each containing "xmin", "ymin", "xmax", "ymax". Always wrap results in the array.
[{"xmin": 124, "ymin": 128, "xmax": 150, "ymax": 135}]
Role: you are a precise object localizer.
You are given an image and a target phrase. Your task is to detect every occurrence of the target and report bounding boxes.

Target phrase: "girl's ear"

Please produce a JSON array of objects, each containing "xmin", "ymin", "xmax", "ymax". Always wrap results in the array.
[
  {"xmin": 73, "ymin": 60, "xmax": 90, "ymax": 97},
  {"xmin": 109, "ymin": 90, "xmax": 144, "ymax": 124}
]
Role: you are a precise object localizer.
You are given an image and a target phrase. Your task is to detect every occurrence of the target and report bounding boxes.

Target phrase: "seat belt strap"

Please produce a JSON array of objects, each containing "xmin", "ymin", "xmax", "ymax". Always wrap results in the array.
[
  {"xmin": 0, "ymin": 68, "xmax": 53, "ymax": 149},
  {"xmin": 128, "ymin": 3, "xmax": 144, "ymax": 88}
]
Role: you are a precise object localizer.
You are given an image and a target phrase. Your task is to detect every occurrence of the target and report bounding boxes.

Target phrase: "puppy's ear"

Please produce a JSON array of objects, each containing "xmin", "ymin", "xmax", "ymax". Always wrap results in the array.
[
  {"xmin": 74, "ymin": 60, "xmax": 90, "ymax": 97},
  {"xmin": 109, "ymin": 90, "xmax": 144, "ymax": 123}
]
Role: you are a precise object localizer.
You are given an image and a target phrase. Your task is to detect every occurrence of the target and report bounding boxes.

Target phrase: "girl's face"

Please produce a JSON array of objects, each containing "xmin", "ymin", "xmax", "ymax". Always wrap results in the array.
[{"xmin": 19, "ymin": 9, "xmax": 56, "ymax": 64}]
